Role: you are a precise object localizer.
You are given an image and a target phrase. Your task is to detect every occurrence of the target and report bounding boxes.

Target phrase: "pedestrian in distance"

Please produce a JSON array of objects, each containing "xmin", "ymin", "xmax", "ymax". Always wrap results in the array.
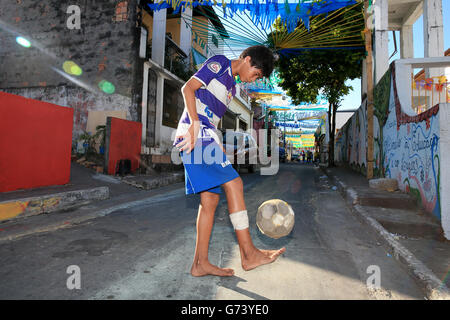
[
  {"xmin": 314, "ymin": 150, "xmax": 320, "ymax": 166},
  {"xmin": 174, "ymin": 45, "xmax": 285, "ymax": 277}
]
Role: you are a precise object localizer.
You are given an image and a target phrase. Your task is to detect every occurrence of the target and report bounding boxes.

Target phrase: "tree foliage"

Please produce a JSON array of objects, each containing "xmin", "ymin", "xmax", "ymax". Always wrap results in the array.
[
  {"xmin": 276, "ymin": 48, "xmax": 364, "ymax": 105},
  {"xmin": 269, "ymin": 2, "xmax": 366, "ymax": 165}
]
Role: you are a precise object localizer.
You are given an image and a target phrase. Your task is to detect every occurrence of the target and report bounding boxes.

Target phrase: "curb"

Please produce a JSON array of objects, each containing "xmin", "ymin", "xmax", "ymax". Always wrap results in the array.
[
  {"xmin": 0, "ymin": 187, "xmax": 183, "ymax": 243},
  {"xmin": 0, "ymin": 186, "xmax": 109, "ymax": 223},
  {"xmin": 121, "ymin": 172, "xmax": 184, "ymax": 190},
  {"xmin": 321, "ymin": 168, "xmax": 450, "ymax": 300}
]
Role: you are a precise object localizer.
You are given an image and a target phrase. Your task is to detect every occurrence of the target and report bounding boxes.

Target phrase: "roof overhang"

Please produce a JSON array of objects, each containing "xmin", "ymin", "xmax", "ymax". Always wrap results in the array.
[{"xmin": 387, "ymin": 0, "xmax": 422, "ymax": 30}]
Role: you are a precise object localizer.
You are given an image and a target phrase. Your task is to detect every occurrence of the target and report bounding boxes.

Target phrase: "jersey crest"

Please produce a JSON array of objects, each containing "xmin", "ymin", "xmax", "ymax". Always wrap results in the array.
[{"xmin": 207, "ymin": 61, "xmax": 221, "ymax": 74}]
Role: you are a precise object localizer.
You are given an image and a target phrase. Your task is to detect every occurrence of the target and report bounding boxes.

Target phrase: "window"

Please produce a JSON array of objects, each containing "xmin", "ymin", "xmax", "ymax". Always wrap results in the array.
[
  {"xmin": 239, "ymin": 120, "xmax": 247, "ymax": 132},
  {"xmin": 244, "ymin": 136, "xmax": 250, "ymax": 148},
  {"xmin": 162, "ymin": 81, "xmax": 181, "ymax": 128},
  {"xmin": 222, "ymin": 111, "xmax": 236, "ymax": 130}
]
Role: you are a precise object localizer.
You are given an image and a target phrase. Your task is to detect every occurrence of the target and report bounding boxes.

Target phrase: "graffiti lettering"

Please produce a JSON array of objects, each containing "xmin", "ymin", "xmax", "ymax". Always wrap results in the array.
[
  {"xmin": 384, "ymin": 137, "xmax": 402, "ymax": 153},
  {"xmin": 412, "ymin": 136, "xmax": 434, "ymax": 152},
  {"xmin": 401, "ymin": 156, "xmax": 418, "ymax": 175}
]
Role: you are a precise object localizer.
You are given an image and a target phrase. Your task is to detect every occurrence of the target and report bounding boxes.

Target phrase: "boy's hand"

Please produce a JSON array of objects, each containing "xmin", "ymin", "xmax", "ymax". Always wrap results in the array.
[{"xmin": 175, "ymin": 121, "xmax": 200, "ymax": 154}]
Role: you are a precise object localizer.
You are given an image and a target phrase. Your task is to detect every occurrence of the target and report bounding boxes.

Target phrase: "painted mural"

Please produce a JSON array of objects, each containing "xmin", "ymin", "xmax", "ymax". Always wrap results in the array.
[
  {"xmin": 383, "ymin": 63, "xmax": 441, "ymax": 219},
  {"xmin": 335, "ymin": 99, "xmax": 380, "ymax": 175},
  {"xmin": 335, "ymin": 62, "xmax": 443, "ymax": 221},
  {"xmin": 373, "ymin": 67, "xmax": 391, "ymax": 177}
]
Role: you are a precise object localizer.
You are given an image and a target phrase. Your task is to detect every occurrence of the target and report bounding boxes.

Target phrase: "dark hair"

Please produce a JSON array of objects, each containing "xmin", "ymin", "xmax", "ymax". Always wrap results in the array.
[{"xmin": 239, "ymin": 45, "xmax": 275, "ymax": 78}]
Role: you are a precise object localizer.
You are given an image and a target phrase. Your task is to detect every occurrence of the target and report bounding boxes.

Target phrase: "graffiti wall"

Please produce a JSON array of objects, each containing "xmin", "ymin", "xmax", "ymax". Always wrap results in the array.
[
  {"xmin": 336, "ymin": 63, "xmax": 442, "ymax": 220},
  {"xmin": 335, "ymin": 99, "xmax": 381, "ymax": 175},
  {"xmin": 383, "ymin": 64, "xmax": 441, "ymax": 219}
]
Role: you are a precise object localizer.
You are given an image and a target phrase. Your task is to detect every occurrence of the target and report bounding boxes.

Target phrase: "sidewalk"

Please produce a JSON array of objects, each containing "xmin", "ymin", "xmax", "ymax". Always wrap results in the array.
[
  {"xmin": 0, "ymin": 162, "xmax": 184, "ymax": 240},
  {"xmin": 321, "ymin": 165, "xmax": 450, "ymax": 300}
]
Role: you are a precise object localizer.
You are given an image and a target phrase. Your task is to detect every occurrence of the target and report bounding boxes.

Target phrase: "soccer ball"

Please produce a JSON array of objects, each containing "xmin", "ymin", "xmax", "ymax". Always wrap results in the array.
[{"xmin": 256, "ymin": 199, "xmax": 295, "ymax": 239}]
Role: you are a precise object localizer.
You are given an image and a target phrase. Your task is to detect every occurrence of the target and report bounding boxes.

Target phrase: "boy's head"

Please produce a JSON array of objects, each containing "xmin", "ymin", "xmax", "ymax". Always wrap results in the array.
[{"xmin": 238, "ymin": 45, "xmax": 275, "ymax": 83}]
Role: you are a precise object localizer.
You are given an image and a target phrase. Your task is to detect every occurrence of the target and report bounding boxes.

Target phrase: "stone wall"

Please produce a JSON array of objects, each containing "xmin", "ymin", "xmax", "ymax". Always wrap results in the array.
[
  {"xmin": 3, "ymin": 86, "xmax": 132, "ymax": 140},
  {"xmin": 0, "ymin": 0, "xmax": 143, "ymax": 141}
]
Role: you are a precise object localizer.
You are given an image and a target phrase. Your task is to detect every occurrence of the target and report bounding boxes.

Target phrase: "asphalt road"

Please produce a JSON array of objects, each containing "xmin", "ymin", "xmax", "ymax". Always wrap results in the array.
[{"xmin": 0, "ymin": 163, "xmax": 425, "ymax": 300}]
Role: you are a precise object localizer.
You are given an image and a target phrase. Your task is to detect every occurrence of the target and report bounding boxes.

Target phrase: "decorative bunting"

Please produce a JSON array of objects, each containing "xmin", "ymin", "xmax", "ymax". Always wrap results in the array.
[{"xmin": 148, "ymin": 1, "xmax": 359, "ymax": 33}]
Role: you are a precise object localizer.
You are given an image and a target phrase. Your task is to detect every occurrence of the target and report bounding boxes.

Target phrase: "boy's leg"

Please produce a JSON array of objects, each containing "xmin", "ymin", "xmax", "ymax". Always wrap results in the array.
[
  {"xmin": 191, "ymin": 191, "xmax": 234, "ymax": 277},
  {"xmin": 222, "ymin": 177, "xmax": 286, "ymax": 271}
]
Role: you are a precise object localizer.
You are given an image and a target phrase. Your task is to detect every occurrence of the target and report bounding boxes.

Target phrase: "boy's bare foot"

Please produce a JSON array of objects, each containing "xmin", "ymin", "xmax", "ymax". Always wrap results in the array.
[
  {"xmin": 191, "ymin": 260, "xmax": 235, "ymax": 277},
  {"xmin": 241, "ymin": 247, "xmax": 286, "ymax": 271}
]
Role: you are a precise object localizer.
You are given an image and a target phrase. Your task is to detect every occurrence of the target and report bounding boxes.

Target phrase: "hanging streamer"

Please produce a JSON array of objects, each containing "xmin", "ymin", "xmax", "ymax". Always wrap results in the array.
[{"xmin": 148, "ymin": 0, "xmax": 359, "ymax": 33}]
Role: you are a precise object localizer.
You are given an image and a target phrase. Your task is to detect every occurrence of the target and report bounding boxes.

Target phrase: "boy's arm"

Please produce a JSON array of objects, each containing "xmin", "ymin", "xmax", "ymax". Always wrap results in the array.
[
  {"xmin": 182, "ymin": 77, "xmax": 202, "ymax": 123},
  {"xmin": 176, "ymin": 78, "xmax": 203, "ymax": 153}
]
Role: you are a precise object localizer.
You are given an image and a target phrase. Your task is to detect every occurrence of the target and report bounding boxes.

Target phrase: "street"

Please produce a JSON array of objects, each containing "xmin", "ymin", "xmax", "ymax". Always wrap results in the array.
[{"xmin": 0, "ymin": 163, "xmax": 424, "ymax": 300}]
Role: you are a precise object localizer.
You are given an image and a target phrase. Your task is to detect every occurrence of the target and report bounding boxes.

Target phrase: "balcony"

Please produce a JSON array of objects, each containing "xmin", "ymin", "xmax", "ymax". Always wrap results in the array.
[
  {"xmin": 147, "ymin": 35, "xmax": 194, "ymax": 82},
  {"xmin": 412, "ymin": 75, "xmax": 449, "ymax": 114},
  {"xmin": 394, "ymin": 57, "xmax": 450, "ymax": 116}
]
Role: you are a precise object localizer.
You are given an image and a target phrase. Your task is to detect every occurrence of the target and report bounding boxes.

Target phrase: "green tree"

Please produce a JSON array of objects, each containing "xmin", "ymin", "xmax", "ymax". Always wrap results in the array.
[{"xmin": 270, "ymin": 3, "xmax": 366, "ymax": 166}]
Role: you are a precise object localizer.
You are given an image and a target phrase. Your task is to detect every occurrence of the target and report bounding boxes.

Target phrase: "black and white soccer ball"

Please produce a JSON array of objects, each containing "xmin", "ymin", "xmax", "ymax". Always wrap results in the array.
[{"xmin": 256, "ymin": 199, "xmax": 295, "ymax": 239}]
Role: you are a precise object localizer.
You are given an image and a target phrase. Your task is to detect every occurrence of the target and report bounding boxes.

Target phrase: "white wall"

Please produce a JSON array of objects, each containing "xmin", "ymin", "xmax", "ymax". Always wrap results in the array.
[{"xmin": 439, "ymin": 102, "xmax": 450, "ymax": 239}]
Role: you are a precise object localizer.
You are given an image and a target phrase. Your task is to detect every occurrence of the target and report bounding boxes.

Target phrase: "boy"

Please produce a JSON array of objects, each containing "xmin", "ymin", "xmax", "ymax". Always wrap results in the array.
[{"xmin": 174, "ymin": 45, "xmax": 285, "ymax": 277}]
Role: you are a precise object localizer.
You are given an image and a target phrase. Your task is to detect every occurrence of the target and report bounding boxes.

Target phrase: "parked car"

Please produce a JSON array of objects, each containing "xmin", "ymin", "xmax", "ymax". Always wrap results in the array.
[
  {"xmin": 222, "ymin": 131, "xmax": 258, "ymax": 173},
  {"xmin": 291, "ymin": 153, "xmax": 300, "ymax": 162}
]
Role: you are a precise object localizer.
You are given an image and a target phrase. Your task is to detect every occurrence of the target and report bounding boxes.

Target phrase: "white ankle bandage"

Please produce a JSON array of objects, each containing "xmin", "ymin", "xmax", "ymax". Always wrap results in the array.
[{"xmin": 229, "ymin": 210, "xmax": 249, "ymax": 230}]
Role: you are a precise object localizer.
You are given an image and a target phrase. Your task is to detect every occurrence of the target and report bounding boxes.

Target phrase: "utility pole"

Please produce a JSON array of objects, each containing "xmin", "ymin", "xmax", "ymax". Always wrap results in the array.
[
  {"xmin": 365, "ymin": 0, "xmax": 374, "ymax": 179},
  {"xmin": 264, "ymin": 104, "xmax": 270, "ymax": 157},
  {"xmin": 284, "ymin": 111, "xmax": 286, "ymax": 150},
  {"xmin": 264, "ymin": 104, "xmax": 269, "ymax": 130}
]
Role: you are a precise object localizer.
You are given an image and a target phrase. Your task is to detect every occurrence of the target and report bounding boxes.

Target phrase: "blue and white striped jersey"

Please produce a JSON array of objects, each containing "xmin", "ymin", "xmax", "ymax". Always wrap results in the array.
[{"xmin": 174, "ymin": 55, "xmax": 236, "ymax": 146}]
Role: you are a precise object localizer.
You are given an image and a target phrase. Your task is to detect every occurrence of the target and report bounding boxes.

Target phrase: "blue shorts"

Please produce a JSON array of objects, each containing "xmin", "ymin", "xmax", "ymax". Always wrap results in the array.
[{"xmin": 180, "ymin": 140, "xmax": 239, "ymax": 195}]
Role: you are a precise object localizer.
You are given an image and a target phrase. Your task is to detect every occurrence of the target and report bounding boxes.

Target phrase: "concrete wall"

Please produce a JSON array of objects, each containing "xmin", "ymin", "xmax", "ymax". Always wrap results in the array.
[
  {"xmin": 383, "ymin": 62, "xmax": 441, "ymax": 220},
  {"xmin": 335, "ymin": 112, "xmax": 355, "ymax": 131},
  {"xmin": 0, "ymin": 0, "xmax": 142, "ymax": 142},
  {"xmin": 166, "ymin": 18, "xmax": 181, "ymax": 45},
  {"xmin": 2, "ymin": 86, "xmax": 132, "ymax": 140},
  {"xmin": 228, "ymin": 97, "xmax": 252, "ymax": 132},
  {"xmin": 335, "ymin": 100, "xmax": 381, "ymax": 175},
  {"xmin": 145, "ymin": 69, "xmax": 158, "ymax": 148},
  {"xmin": 335, "ymin": 61, "xmax": 449, "ymax": 238},
  {"xmin": 0, "ymin": 92, "xmax": 73, "ymax": 192},
  {"xmin": 105, "ymin": 117, "xmax": 142, "ymax": 175},
  {"xmin": 86, "ymin": 110, "xmax": 127, "ymax": 137},
  {"xmin": 439, "ymin": 103, "xmax": 450, "ymax": 239}
]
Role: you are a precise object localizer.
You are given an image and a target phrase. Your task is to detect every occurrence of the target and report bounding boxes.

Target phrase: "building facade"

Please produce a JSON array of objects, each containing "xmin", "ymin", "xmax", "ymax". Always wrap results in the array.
[
  {"xmin": 336, "ymin": 0, "xmax": 450, "ymax": 238},
  {"xmin": 0, "ymin": 0, "xmax": 142, "ymax": 141},
  {"xmin": 0, "ymin": 1, "xmax": 254, "ymax": 167}
]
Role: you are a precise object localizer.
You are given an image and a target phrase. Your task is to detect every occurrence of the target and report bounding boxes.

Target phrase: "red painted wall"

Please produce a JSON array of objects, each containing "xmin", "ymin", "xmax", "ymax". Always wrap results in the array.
[
  {"xmin": 107, "ymin": 117, "xmax": 141, "ymax": 175},
  {"xmin": 0, "ymin": 92, "xmax": 74, "ymax": 192}
]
